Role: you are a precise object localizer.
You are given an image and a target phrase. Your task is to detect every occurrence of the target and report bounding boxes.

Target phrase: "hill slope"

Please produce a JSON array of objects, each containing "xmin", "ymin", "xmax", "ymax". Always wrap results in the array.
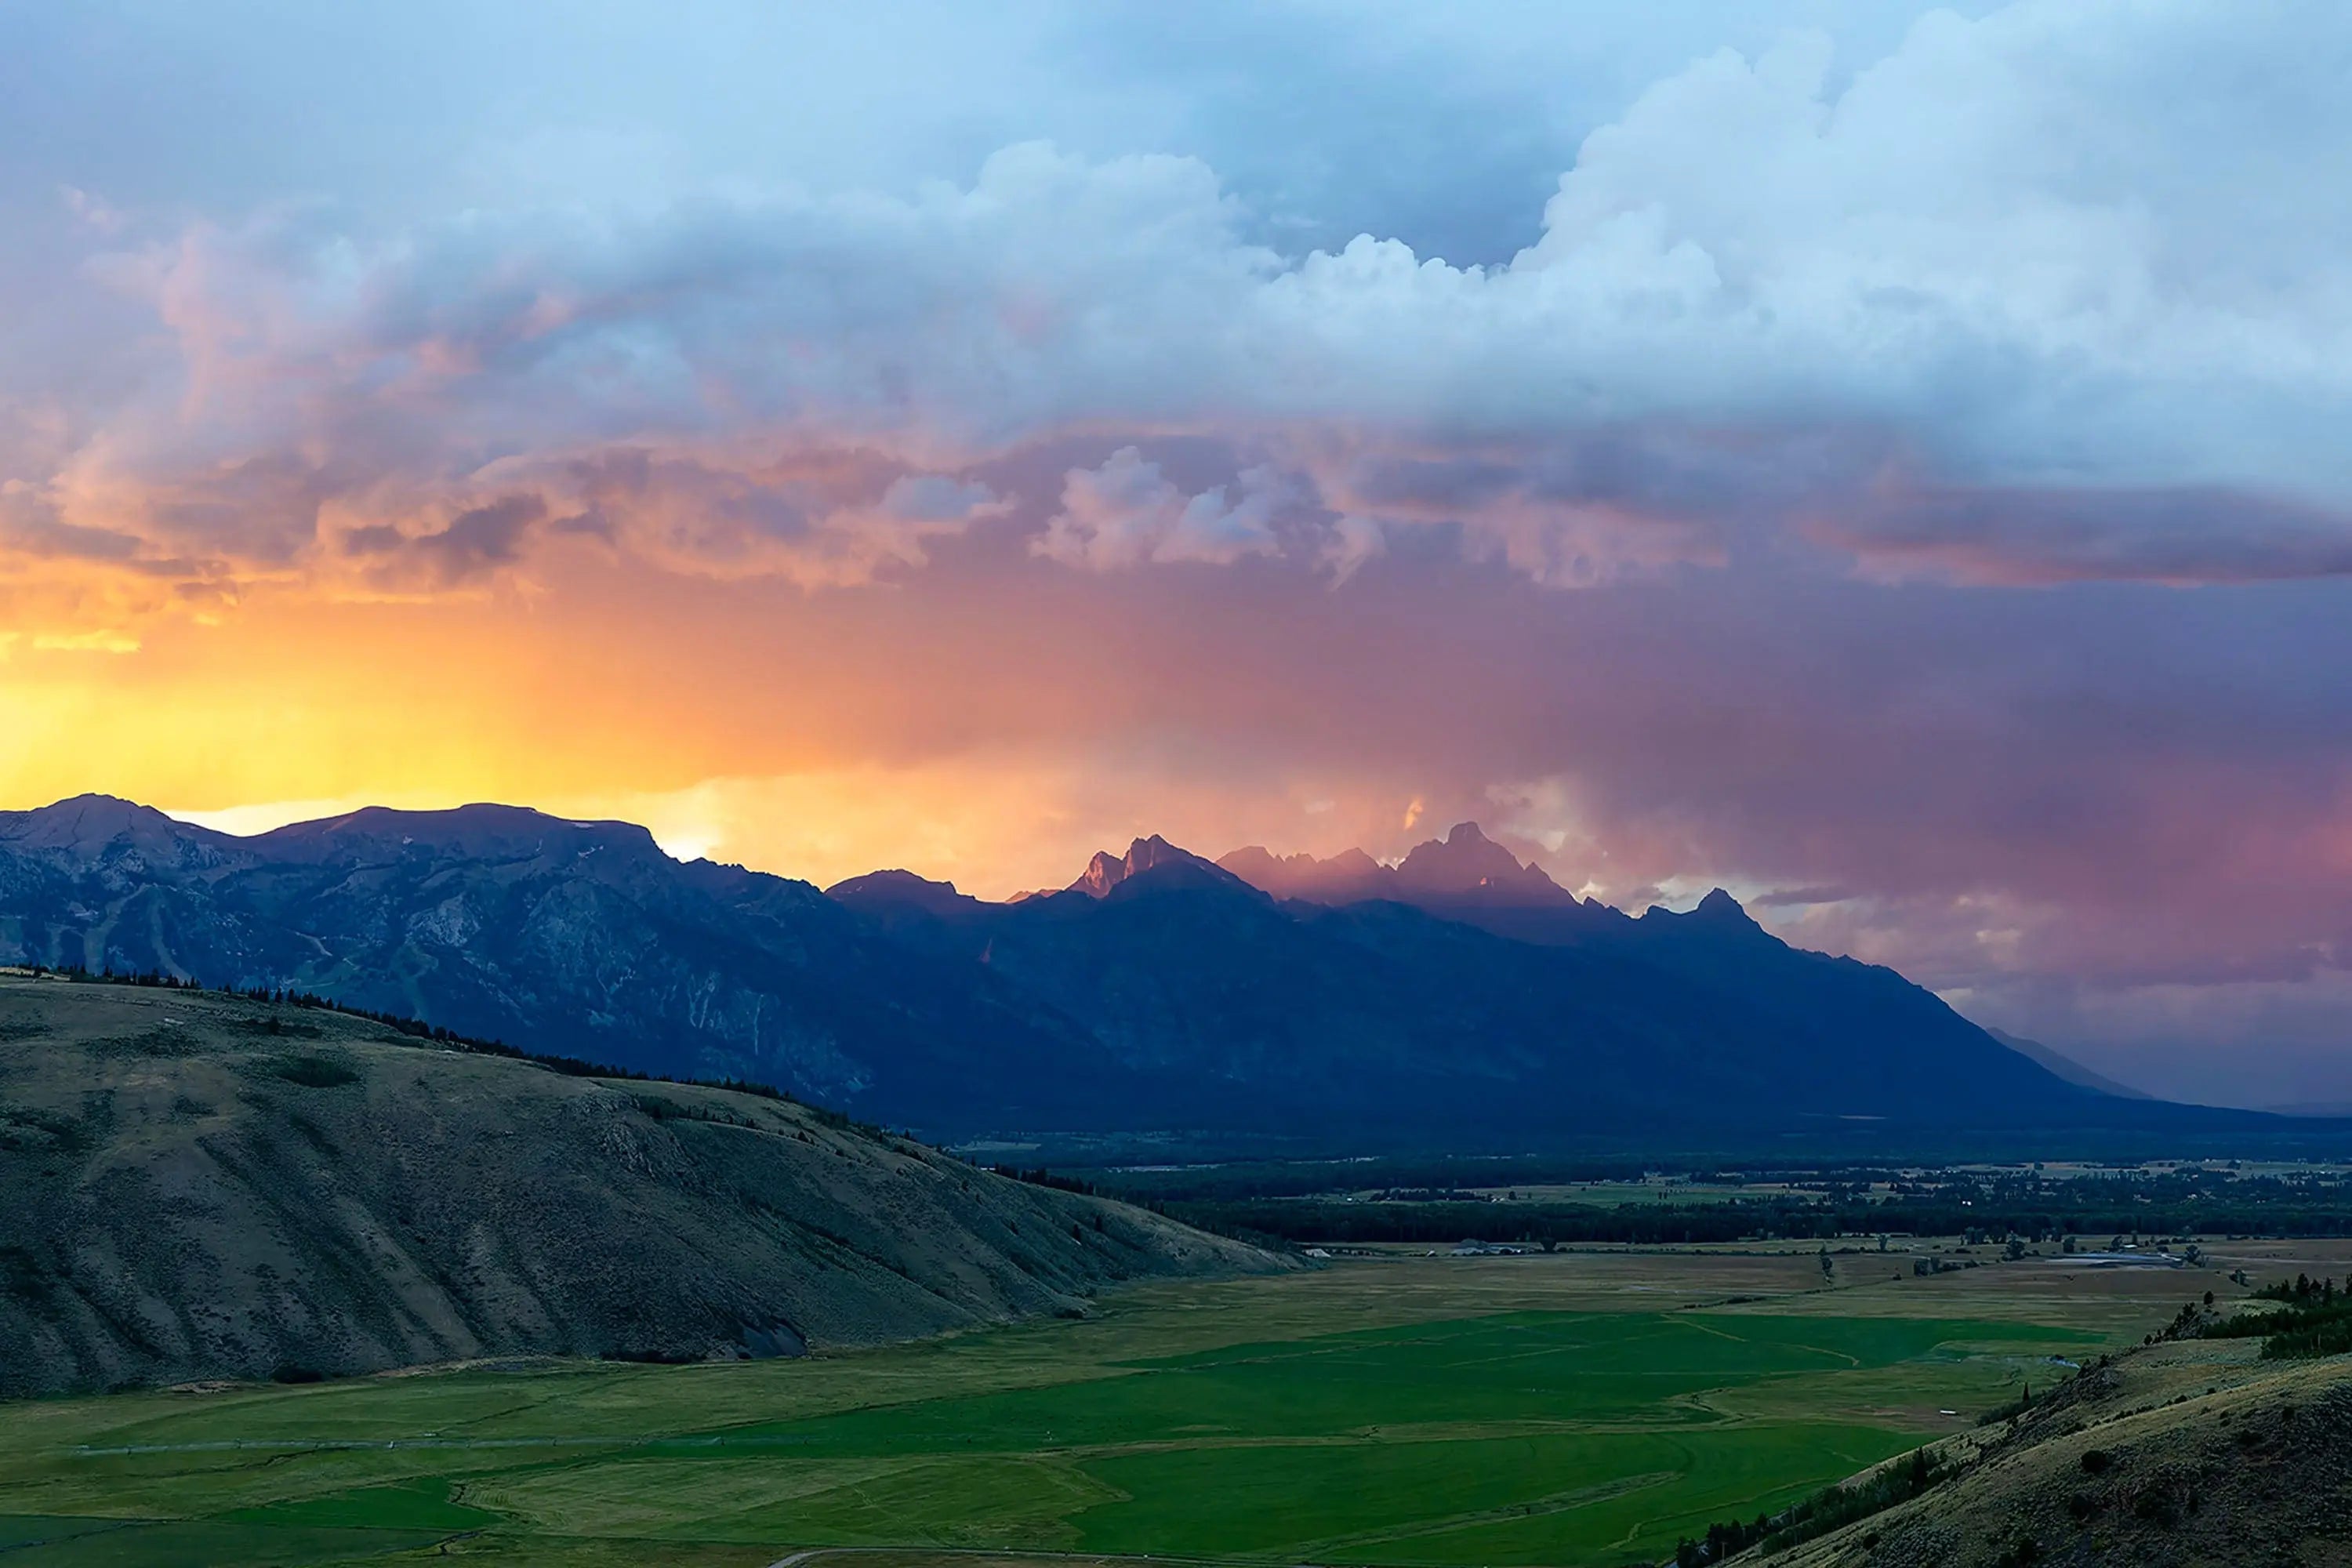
[
  {"xmin": 0, "ymin": 975, "xmax": 1279, "ymax": 1398},
  {"xmin": 1769, "ymin": 1334, "xmax": 2352, "ymax": 1566}
]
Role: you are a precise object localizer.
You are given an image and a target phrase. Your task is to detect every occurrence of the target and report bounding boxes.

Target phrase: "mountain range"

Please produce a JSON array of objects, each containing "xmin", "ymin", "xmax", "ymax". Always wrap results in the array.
[{"xmin": 0, "ymin": 795, "xmax": 2277, "ymax": 1149}]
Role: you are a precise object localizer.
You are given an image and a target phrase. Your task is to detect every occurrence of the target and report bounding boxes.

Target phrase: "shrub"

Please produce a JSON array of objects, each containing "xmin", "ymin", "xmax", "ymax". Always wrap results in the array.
[{"xmin": 270, "ymin": 1055, "xmax": 359, "ymax": 1088}]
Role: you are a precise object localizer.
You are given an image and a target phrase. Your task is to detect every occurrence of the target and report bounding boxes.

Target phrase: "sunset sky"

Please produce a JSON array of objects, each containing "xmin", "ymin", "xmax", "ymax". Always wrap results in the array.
[{"xmin": 5, "ymin": 2, "xmax": 2351, "ymax": 1105}]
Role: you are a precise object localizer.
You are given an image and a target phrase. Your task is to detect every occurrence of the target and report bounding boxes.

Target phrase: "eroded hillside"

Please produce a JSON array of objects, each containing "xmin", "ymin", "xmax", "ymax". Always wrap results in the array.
[
  {"xmin": 0, "ymin": 975, "xmax": 1281, "ymax": 1397},
  {"xmin": 1766, "ymin": 1330, "xmax": 2352, "ymax": 1566}
]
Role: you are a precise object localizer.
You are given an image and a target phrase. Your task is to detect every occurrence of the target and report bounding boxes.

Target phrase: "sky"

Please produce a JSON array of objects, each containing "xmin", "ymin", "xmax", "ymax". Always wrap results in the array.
[{"xmin": 3, "ymin": 1, "xmax": 2350, "ymax": 1108}]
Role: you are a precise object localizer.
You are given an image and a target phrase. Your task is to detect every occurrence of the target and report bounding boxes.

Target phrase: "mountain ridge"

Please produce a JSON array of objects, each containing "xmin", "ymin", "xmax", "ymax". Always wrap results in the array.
[
  {"xmin": 1218, "ymin": 821, "xmax": 1591, "ymax": 909},
  {"xmin": 0, "ymin": 794, "xmax": 2284, "ymax": 1148},
  {"xmin": 1069, "ymin": 834, "xmax": 1252, "ymax": 900},
  {"xmin": 1987, "ymin": 1026, "xmax": 2157, "ymax": 1102}
]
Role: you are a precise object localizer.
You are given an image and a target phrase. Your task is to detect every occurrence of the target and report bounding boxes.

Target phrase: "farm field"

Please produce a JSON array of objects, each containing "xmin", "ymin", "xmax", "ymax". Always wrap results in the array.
[{"xmin": 0, "ymin": 1247, "xmax": 2240, "ymax": 1568}]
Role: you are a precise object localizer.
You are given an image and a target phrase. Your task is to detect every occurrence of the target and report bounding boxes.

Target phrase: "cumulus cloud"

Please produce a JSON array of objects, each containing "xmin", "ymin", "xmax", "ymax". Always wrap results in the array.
[
  {"xmin": 11, "ymin": 1, "xmax": 2350, "ymax": 599},
  {"xmin": 27, "ymin": 143, "xmax": 1281, "ymax": 590},
  {"xmin": 528, "ymin": 449, "xmax": 1012, "ymax": 586},
  {"xmin": 1319, "ymin": 513, "xmax": 1387, "ymax": 582},
  {"xmin": 1036, "ymin": 448, "xmax": 1287, "ymax": 569}
]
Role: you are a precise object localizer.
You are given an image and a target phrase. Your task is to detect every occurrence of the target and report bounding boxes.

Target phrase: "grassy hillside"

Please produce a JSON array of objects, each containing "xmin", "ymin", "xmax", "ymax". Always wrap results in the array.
[
  {"xmin": 1768, "ymin": 1335, "xmax": 2352, "ymax": 1567},
  {"xmin": 0, "ymin": 974, "xmax": 1279, "ymax": 1397}
]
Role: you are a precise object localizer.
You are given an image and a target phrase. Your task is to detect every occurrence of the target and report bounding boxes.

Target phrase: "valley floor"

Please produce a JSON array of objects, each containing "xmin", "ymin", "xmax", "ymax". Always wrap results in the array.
[{"xmin": 0, "ymin": 1241, "xmax": 2295, "ymax": 1568}]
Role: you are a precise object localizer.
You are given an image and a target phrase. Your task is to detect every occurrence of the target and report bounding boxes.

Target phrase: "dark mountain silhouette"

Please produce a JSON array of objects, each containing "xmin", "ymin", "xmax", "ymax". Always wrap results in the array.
[
  {"xmin": 0, "ymin": 795, "xmax": 2280, "ymax": 1147},
  {"xmin": 841, "ymin": 844, "xmax": 2122, "ymax": 1139},
  {"xmin": 824, "ymin": 868, "xmax": 989, "ymax": 933},
  {"xmin": 0, "ymin": 796, "xmax": 1134, "ymax": 1132},
  {"xmin": 1987, "ymin": 1027, "xmax": 2155, "ymax": 1100}
]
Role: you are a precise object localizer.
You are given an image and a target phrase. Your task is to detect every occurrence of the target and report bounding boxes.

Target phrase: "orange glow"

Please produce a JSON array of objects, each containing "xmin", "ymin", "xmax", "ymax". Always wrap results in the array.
[{"xmin": 0, "ymin": 561, "xmax": 1443, "ymax": 898}]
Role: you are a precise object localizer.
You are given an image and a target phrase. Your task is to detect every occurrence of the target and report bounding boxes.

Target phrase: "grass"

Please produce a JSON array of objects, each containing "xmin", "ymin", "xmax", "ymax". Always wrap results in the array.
[{"xmin": 0, "ymin": 1252, "xmax": 2202, "ymax": 1568}]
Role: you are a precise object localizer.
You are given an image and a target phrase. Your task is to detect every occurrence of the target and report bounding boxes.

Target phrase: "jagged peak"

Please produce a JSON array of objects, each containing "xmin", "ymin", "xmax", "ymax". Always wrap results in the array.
[
  {"xmin": 1395, "ymin": 822, "xmax": 1570, "ymax": 902},
  {"xmin": 1641, "ymin": 887, "xmax": 1764, "ymax": 933},
  {"xmin": 1127, "ymin": 834, "xmax": 1208, "ymax": 875},
  {"xmin": 1071, "ymin": 849, "xmax": 1127, "ymax": 898},
  {"xmin": 1069, "ymin": 834, "xmax": 1247, "ymax": 899},
  {"xmin": 1218, "ymin": 826, "xmax": 1584, "ymax": 909},
  {"xmin": 1692, "ymin": 887, "xmax": 1755, "ymax": 922}
]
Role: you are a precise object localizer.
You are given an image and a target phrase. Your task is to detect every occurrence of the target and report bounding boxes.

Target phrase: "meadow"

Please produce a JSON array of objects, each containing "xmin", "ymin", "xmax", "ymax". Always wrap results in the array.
[{"xmin": 0, "ymin": 1244, "xmax": 2243, "ymax": 1568}]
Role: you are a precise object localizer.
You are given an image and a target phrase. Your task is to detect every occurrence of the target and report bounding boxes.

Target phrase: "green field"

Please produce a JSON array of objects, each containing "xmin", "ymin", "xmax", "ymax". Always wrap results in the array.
[{"xmin": 0, "ymin": 1250, "xmax": 2196, "ymax": 1568}]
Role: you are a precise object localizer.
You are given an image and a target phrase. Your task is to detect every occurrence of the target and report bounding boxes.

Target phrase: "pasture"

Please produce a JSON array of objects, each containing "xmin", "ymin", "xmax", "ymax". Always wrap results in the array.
[{"xmin": 0, "ymin": 1247, "xmax": 2226, "ymax": 1567}]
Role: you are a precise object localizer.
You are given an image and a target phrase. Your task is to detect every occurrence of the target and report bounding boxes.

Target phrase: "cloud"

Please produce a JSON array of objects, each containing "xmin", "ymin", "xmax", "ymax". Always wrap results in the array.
[
  {"xmin": 1751, "ymin": 885, "xmax": 1856, "ymax": 909},
  {"xmin": 1036, "ymin": 448, "xmax": 1287, "ymax": 569},
  {"xmin": 1810, "ymin": 479, "xmax": 2352, "ymax": 586},
  {"xmin": 1, "ymin": 484, "xmax": 148, "ymax": 564},
  {"xmin": 1294, "ymin": 428, "xmax": 1744, "ymax": 586},
  {"xmin": 1319, "ymin": 514, "xmax": 1386, "ymax": 582},
  {"xmin": 60, "ymin": 186, "xmax": 125, "ymax": 235},
  {"xmin": 11, "ymin": 2, "xmax": 2350, "ymax": 601},
  {"xmin": 30, "ymin": 630, "xmax": 140, "ymax": 655},
  {"xmin": 542, "ymin": 449, "xmax": 1013, "ymax": 586},
  {"xmin": 342, "ymin": 493, "xmax": 544, "ymax": 585}
]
